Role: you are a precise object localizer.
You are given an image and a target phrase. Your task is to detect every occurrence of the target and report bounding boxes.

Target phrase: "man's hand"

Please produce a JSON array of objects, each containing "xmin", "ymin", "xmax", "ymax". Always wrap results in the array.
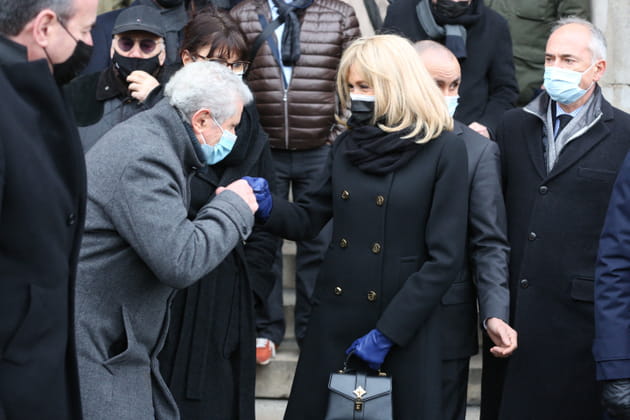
[
  {"xmin": 216, "ymin": 179, "xmax": 258, "ymax": 213},
  {"xmin": 127, "ymin": 70, "xmax": 160, "ymax": 103},
  {"xmin": 469, "ymin": 121, "xmax": 490, "ymax": 138},
  {"xmin": 486, "ymin": 317, "xmax": 517, "ymax": 358}
]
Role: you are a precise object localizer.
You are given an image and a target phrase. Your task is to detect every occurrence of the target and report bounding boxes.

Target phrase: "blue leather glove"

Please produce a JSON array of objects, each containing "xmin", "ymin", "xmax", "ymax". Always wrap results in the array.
[
  {"xmin": 602, "ymin": 379, "xmax": 630, "ymax": 419},
  {"xmin": 242, "ymin": 176, "xmax": 272, "ymax": 222},
  {"xmin": 345, "ymin": 329, "xmax": 394, "ymax": 370}
]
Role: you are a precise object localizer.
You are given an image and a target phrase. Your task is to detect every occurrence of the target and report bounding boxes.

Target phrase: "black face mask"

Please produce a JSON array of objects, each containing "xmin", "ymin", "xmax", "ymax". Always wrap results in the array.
[
  {"xmin": 112, "ymin": 51, "xmax": 162, "ymax": 80},
  {"xmin": 433, "ymin": 0, "xmax": 471, "ymax": 19},
  {"xmin": 52, "ymin": 40, "xmax": 93, "ymax": 85},
  {"xmin": 155, "ymin": 0, "xmax": 184, "ymax": 7},
  {"xmin": 347, "ymin": 98, "xmax": 375, "ymax": 128},
  {"xmin": 47, "ymin": 20, "xmax": 93, "ymax": 85}
]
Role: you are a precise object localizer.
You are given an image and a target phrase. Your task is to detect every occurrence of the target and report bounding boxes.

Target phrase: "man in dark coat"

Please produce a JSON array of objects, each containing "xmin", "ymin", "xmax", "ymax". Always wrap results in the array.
[
  {"xmin": 66, "ymin": 6, "xmax": 169, "ymax": 152},
  {"xmin": 416, "ymin": 40, "xmax": 517, "ymax": 420},
  {"xmin": 482, "ymin": 17, "xmax": 630, "ymax": 420},
  {"xmin": 595, "ymin": 152, "xmax": 630, "ymax": 420},
  {"xmin": 382, "ymin": 0, "xmax": 518, "ymax": 138},
  {"xmin": 82, "ymin": 0, "xmax": 187, "ymax": 75},
  {"xmin": 0, "ymin": 0, "xmax": 97, "ymax": 418}
]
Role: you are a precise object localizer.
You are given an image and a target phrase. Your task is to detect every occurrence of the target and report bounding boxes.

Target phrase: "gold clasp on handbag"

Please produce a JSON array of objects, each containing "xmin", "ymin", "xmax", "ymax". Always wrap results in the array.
[{"xmin": 353, "ymin": 385, "xmax": 366, "ymax": 411}]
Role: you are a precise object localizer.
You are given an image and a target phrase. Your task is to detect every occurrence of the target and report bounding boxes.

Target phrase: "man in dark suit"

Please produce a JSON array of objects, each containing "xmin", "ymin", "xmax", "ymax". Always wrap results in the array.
[
  {"xmin": 416, "ymin": 40, "xmax": 517, "ymax": 420},
  {"xmin": 383, "ymin": 0, "xmax": 518, "ymax": 138},
  {"xmin": 0, "ymin": 0, "xmax": 97, "ymax": 419},
  {"xmin": 482, "ymin": 17, "xmax": 630, "ymax": 420},
  {"xmin": 595, "ymin": 154, "xmax": 630, "ymax": 420}
]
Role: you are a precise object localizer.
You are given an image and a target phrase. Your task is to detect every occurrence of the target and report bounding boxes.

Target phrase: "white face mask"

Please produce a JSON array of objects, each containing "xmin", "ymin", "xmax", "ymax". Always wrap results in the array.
[
  {"xmin": 444, "ymin": 95, "xmax": 459, "ymax": 117},
  {"xmin": 349, "ymin": 93, "xmax": 375, "ymax": 102},
  {"xmin": 543, "ymin": 63, "xmax": 595, "ymax": 105}
]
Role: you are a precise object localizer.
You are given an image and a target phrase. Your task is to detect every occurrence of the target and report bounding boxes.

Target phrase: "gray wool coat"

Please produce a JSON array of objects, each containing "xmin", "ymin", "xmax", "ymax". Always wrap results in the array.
[{"xmin": 74, "ymin": 99, "xmax": 254, "ymax": 420}]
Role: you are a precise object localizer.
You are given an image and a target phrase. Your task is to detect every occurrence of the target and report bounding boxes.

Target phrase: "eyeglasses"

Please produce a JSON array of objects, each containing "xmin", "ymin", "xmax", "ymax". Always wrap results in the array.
[
  {"xmin": 195, "ymin": 55, "xmax": 250, "ymax": 74},
  {"xmin": 116, "ymin": 37, "xmax": 162, "ymax": 54}
]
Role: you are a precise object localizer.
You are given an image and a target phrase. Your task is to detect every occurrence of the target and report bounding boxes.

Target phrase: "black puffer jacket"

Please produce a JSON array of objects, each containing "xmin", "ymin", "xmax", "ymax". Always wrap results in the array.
[{"xmin": 231, "ymin": 0, "xmax": 360, "ymax": 150}]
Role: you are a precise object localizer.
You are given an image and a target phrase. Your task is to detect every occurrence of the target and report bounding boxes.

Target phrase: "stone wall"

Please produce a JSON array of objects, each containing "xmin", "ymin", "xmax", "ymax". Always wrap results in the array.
[{"xmin": 592, "ymin": 0, "xmax": 630, "ymax": 112}]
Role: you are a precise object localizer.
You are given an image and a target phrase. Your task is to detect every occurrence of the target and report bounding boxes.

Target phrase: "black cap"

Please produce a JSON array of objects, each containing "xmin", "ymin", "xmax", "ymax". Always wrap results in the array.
[{"xmin": 112, "ymin": 6, "xmax": 165, "ymax": 38}]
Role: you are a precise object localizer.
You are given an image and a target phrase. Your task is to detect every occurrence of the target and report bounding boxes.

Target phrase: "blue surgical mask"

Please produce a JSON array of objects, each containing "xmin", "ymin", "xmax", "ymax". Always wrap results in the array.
[
  {"xmin": 543, "ymin": 64, "xmax": 594, "ymax": 105},
  {"xmin": 200, "ymin": 117, "xmax": 237, "ymax": 165},
  {"xmin": 444, "ymin": 95, "xmax": 459, "ymax": 117}
]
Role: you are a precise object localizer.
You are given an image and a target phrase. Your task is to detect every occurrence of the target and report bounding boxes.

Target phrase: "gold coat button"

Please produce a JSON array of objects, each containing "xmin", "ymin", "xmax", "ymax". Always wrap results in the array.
[
  {"xmin": 367, "ymin": 290, "xmax": 377, "ymax": 301},
  {"xmin": 371, "ymin": 242, "xmax": 382, "ymax": 254},
  {"xmin": 334, "ymin": 286, "xmax": 343, "ymax": 295},
  {"xmin": 341, "ymin": 190, "xmax": 350, "ymax": 200},
  {"xmin": 375, "ymin": 195, "xmax": 385, "ymax": 206},
  {"xmin": 340, "ymin": 238, "xmax": 349, "ymax": 248}
]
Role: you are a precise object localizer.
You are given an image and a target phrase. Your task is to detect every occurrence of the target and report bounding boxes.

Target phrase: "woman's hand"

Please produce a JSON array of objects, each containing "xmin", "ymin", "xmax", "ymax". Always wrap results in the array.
[
  {"xmin": 345, "ymin": 329, "xmax": 394, "ymax": 370},
  {"xmin": 242, "ymin": 176, "xmax": 272, "ymax": 222}
]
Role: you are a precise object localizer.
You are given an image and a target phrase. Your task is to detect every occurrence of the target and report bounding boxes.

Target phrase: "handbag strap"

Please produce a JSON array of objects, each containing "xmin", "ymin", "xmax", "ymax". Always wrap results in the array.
[{"xmin": 343, "ymin": 351, "xmax": 388, "ymax": 376}]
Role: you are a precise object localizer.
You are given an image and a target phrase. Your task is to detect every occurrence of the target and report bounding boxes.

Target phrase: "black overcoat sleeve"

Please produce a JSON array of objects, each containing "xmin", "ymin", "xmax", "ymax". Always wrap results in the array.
[
  {"xmin": 476, "ymin": 12, "xmax": 519, "ymax": 132},
  {"xmin": 469, "ymin": 139, "xmax": 510, "ymax": 323},
  {"xmin": 376, "ymin": 134, "xmax": 469, "ymax": 346},
  {"xmin": 263, "ymin": 143, "xmax": 334, "ymax": 240}
]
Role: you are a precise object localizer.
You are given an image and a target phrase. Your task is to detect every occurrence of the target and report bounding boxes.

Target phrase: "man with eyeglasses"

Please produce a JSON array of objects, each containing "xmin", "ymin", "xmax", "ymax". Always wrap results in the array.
[
  {"xmin": 0, "ymin": 0, "xmax": 98, "ymax": 419},
  {"xmin": 66, "ymin": 6, "xmax": 169, "ymax": 152}
]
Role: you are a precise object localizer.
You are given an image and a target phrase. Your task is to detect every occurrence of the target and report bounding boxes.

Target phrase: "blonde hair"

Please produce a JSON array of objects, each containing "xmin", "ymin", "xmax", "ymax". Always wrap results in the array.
[{"xmin": 336, "ymin": 34, "xmax": 453, "ymax": 143}]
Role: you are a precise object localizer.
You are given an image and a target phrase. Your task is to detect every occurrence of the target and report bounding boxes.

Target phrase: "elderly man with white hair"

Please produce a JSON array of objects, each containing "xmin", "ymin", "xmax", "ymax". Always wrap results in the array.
[{"xmin": 74, "ymin": 61, "xmax": 258, "ymax": 420}]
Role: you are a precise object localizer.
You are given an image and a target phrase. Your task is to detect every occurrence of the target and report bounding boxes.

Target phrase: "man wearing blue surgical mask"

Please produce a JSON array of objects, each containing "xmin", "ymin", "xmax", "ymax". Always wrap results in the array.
[
  {"xmin": 416, "ymin": 39, "xmax": 516, "ymax": 420},
  {"xmin": 481, "ymin": 18, "xmax": 630, "ymax": 420}
]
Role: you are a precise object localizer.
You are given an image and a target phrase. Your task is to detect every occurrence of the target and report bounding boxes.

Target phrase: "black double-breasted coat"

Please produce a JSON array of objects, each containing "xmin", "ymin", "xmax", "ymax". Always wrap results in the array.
[
  {"xmin": 265, "ymin": 129, "xmax": 469, "ymax": 420},
  {"xmin": 0, "ymin": 37, "xmax": 86, "ymax": 419},
  {"xmin": 484, "ymin": 90, "xmax": 630, "ymax": 420}
]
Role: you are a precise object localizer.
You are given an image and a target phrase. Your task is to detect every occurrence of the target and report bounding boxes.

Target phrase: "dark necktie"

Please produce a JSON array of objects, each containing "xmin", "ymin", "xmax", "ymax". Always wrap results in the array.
[{"xmin": 555, "ymin": 114, "xmax": 573, "ymax": 139}]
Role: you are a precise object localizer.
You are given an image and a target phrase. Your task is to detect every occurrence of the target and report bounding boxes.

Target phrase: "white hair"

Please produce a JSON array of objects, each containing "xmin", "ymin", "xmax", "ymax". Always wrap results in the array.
[
  {"xmin": 164, "ymin": 61, "xmax": 253, "ymax": 124},
  {"xmin": 552, "ymin": 17, "xmax": 607, "ymax": 62}
]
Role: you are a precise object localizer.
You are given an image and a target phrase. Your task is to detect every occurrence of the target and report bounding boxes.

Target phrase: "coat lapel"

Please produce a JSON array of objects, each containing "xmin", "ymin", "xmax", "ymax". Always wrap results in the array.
[
  {"xmin": 526, "ymin": 123, "xmax": 547, "ymax": 180},
  {"xmin": 521, "ymin": 97, "xmax": 549, "ymax": 180}
]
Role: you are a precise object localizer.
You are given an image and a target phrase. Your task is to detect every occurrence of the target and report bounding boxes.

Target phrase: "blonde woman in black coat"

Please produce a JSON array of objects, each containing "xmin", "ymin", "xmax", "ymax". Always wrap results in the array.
[{"xmin": 248, "ymin": 34, "xmax": 469, "ymax": 420}]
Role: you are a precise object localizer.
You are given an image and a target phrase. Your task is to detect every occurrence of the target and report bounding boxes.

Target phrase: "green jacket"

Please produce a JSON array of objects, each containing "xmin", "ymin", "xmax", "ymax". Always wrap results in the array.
[
  {"xmin": 486, "ymin": 0, "xmax": 591, "ymax": 105},
  {"xmin": 97, "ymin": 0, "xmax": 132, "ymax": 14}
]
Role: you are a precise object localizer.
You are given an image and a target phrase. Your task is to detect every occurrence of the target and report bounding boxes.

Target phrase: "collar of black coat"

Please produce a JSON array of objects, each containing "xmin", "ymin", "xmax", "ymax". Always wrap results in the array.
[
  {"xmin": 0, "ymin": 35, "xmax": 28, "ymax": 66},
  {"xmin": 524, "ymin": 85, "xmax": 608, "ymax": 129},
  {"xmin": 96, "ymin": 66, "xmax": 131, "ymax": 101}
]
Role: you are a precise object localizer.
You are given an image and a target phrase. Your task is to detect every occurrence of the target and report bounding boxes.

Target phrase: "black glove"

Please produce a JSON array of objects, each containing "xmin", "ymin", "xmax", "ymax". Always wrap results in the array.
[{"xmin": 602, "ymin": 379, "xmax": 630, "ymax": 419}]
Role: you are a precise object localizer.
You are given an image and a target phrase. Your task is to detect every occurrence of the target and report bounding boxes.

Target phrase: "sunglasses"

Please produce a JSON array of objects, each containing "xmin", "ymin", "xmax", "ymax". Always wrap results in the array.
[
  {"xmin": 195, "ymin": 55, "xmax": 250, "ymax": 74},
  {"xmin": 116, "ymin": 37, "xmax": 162, "ymax": 54}
]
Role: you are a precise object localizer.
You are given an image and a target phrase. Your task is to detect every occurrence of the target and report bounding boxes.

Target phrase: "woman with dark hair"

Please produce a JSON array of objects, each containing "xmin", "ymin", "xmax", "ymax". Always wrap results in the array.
[{"xmin": 158, "ymin": 8, "xmax": 278, "ymax": 420}]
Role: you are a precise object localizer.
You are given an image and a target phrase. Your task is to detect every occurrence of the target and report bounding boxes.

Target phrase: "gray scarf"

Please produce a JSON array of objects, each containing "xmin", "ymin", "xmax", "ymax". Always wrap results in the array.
[{"xmin": 415, "ymin": 0, "xmax": 467, "ymax": 58}]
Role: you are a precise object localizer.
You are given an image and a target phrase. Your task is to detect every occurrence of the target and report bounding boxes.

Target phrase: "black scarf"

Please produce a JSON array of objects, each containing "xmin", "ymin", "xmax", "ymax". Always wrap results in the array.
[
  {"xmin": 271, "ymin": 0, "xmax": 313, "ymax": 66},
  {"xmin": 416, "ymin": 0, "xmax": 482, "ymax": 59},
  {"xmin": 344, "ymin": 125, "xmax": 423, "ymax": 175}
]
